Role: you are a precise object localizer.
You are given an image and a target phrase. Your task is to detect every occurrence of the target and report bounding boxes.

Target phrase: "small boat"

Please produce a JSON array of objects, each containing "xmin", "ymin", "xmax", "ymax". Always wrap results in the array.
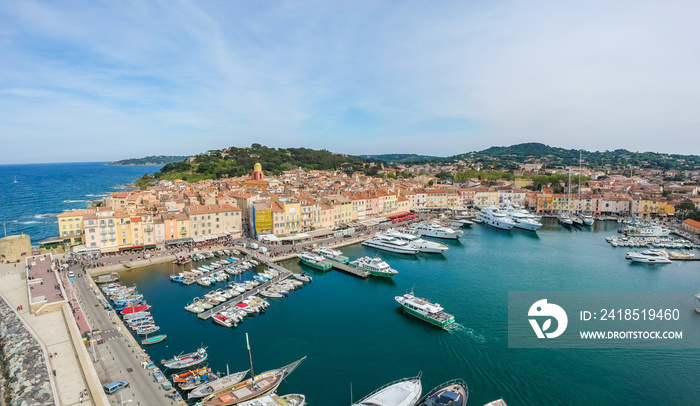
[
  {"xmin": 416, "ymin": 379, "xmax": 468, "ymax": 406},
  {"xmin": 162, "ymin": 347, "xmax": 208, "ymax": 369},
  {"xmin": 292, "ymin": 273, "xmax": 312, "ymax": 283},
  {"xmin": 141, "ymin": 334, "xmax": 167, "ymax": 345},
  {"xmin": 121, "ymin": 305, "xmax": 150, "ymax": 315},
  {"xmin": 237, "ymin": 394, "xmax": 306, "ymax": 406},
  {"xmin": 136, "ymin": 325, "xmax": 160, "ymax": 335},
  {"xmin": 350, "ymin": 373, "xmax": 422, "ymax": 406},
  {"xmin": 188, "ymin": 369, "xmax": 249, "ymax": 400},
  {"xmin": 121, "ymin": 261, "xmax": 131, "ymax": 268},
  {"xmin": 213, "ymin": 314, "xmax": 236, "ymax": 328},
  {"xmin": 180, "ymin": 372, "xmax": 220, "ymax": 391},
  {"xmin": 253, "ymin": 275, "xmax": 269, "ymax": 282},
  {"xmin": 172, "ymin": 367, "xmax": 211, "ymax": 383},
  {"xmin": 170, "ymin": 274, "xmax": 185, "ymax": 283}
]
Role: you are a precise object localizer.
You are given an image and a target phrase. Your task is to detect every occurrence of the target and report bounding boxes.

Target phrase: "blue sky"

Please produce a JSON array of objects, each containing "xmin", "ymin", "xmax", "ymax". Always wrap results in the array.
[{"xmin": 1, "ymin": 0, "xmax": 699, "ymax": 164}]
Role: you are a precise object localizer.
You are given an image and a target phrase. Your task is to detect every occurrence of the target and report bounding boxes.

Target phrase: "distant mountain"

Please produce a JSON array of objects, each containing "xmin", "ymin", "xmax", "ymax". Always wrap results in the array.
[
  {"xmin": 360, "ymin": 153, "xmax": 443, "ymax": 163},
  {"xmin": 108, "ymin": 155, "xmax": 190, "ymax": 166}
]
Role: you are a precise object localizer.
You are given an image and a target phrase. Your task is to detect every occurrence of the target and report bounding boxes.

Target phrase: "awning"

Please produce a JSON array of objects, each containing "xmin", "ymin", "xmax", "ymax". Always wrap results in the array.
[
  {"xmin": 166, "ymin": 238, "xmax": 193, "ymax": 245},
  {"xmin": 259, "ymin": 234, "xmax": 280, "ymax": 242}
]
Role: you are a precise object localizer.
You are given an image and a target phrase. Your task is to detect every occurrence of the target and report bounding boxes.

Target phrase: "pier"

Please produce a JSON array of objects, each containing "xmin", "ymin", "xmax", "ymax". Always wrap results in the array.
[
  {"xmin": 330, "ymin": 261, "xmax": 369, "ymax": 278},
  {"xmin": 197, "ymin": 248, "xmax": 295, "ymax": 320}
]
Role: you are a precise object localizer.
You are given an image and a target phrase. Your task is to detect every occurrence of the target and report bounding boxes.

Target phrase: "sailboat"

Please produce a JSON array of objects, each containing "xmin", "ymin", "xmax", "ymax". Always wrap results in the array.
[
  {"xmin": 13, "ymin": 176, "xmax": 17, "ymax": 183},
  {"xmin": 578, "ymin": 150, "xmax": 595, "ymax": 226},
  {"xmin": 557, "ymin": 168, "xmax": 573, "ymax": 227},
  {"xmin": 198, "ymin": 334, "xmax": 306, "ymax": 406}
]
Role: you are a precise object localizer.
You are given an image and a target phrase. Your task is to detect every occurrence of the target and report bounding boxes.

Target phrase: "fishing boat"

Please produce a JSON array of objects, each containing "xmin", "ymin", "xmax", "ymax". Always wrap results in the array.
[
  {"xmin": 173, "ymin": 367, "xmax": 212, "ymax": 383},
  {"xmin": 313, "ymin": 247, "xmax": 349, "ymax": 263},
  {"xmin": 188, "ymin": 369, "xmax": 249, "ymax": 400},
  {"xmin": 199, "ymin": 334, "xmax": 305, "ymax": 406},
  {"xmin": 349, "ymin": 256, "xmax": 398, "ymax": 278},
  {"xmin": 136, "ymin": 325, "xmax": 160, "ymax": 335},
  {"xmin": 350, "ymin": 373, "xmax": 422, "ymax": 406},
  {"xmin": 120, "ymin": 305, "xmax": 150, "ymax": 315},
  {"xmin": 395, "ymin": 289, "xmax": 455, "ymax": 328},
  {"xmin": 162, "ymin": 347, "xmax": 208, "ymax": 369},
  {"xmin": 416, "ymin": 379, "xmax": 468, "ymax": 406},
  {"xmin": 296, "ymin": 252, "xmax": 333, "ymax": 271},
  {"xmin": 141, "ymin": 334, "xmax": 167, "ymax": 345},
  {"xmin": 180, "ymin": 371, "xmax": 220, "ymax": 391}
]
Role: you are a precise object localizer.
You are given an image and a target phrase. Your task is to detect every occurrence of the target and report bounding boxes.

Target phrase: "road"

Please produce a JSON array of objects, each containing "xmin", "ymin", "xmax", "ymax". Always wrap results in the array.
[{"xmin": 66, "ymin": 265, "xmax": 178, "ymax": 406}]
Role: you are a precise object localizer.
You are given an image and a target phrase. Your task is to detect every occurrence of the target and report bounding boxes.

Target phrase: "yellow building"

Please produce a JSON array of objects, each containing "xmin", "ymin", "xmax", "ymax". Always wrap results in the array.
[
  {"xmin": 252, "ymin": 202, "xmax": 273, "ymax": 238},
  {"xmin": 115, "ymin": 209, "xmax": 132, "ymax": 249},
  {"xmin": 56, "ymin": 209, "xmax": 88, "ymax": 246}
]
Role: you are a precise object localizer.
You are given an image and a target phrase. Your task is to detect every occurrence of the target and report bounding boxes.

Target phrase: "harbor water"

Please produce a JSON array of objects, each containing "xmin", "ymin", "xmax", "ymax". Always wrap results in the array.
[{"xmin": 117, "ymin": 220, "xmax": 700, "ymax": 405}]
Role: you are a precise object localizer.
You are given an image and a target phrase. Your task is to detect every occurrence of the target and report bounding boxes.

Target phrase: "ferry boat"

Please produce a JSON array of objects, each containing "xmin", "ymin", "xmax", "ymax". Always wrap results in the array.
[
  {"xmin": 476, "ymin": 206, "xmax": 515, "ymax": 230},
  {"xmin": 296, "ymin": 252, "xmax": 333, "ymax": 271},
  {"xmin": 384, "ymin": 229, "xmax": 449, "ymax": 253},
  {"xmin": 411, "ymin": 223, "xmax": 464, "ymax": 240},
  {"xmin": 362, "ymin": 234, "xmax": 420, "ymax": 255},
  {"xmin": 349, "ymin": 256, "xmax": 398, "ymax": 278},
  {"xmin": 501, "ymin": 205, "xmax": 542, "ymax": 231},
  {"xmin": 350, "ymin": 374, "xmax": 422, "ymax": 406},
  {"xmin": 162, "ymin": 347, "xmax": 208, "ymax": 369},
  {"xmin": 417, "ymin": 379, "xmax": 468, "ymax": 406},
  {"xmin": 395, "ymin": 289, "xmax": 455, "ymax": 328},
  {"xmin": 313, "ymin": 247, "xmax": 349, "ymax": 263}
]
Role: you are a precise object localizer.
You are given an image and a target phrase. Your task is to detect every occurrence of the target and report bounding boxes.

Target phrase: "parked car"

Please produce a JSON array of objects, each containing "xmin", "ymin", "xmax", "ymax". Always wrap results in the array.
[{"xmin": 103, "ymin": 380, "xmax": 129, "ymax": 394}]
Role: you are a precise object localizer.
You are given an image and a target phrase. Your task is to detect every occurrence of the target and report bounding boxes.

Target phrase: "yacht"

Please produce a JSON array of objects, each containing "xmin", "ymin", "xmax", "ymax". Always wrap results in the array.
[
  {"xmin": 384, "ymin": 229, "xmax": 448, "ymax": 253},
  {"xmin": 349, "ymin": 256, "xmax": 398, "ymax": 278},
  {"xmin": 362, "ymin": 234, "xmax": 420, "ymax": 255},
  {"xmin": 476, "ymin": 206, "xmax": 515, "ymax": 230},
  {"xmin": 582, "ymin": 214, "xmax": 594, "ymax": 226},
  {"xmin": 416, "ymin": 379, "xmax": 468, "ymax": 406},
  {"xmin": 625, "ymin": 224, "xmax": 671, "ymax": 237},
  {"xmin": 411, "ymin": 223, "xmax": 464, "ymax": 240},
  {"xmin": 313, "ymin": 247, "xmax": 349, "ymax": 263},
  {"xmin": 557, "ymin": 212, "xmax": 573, "ymax": 227},
  {"xmin": 628, "ymin": 250, "xmax": 672, "ymax": 264},
  {"xmin": 501, "ymin": 205, "xmax": 542, "ymax": 231},
  {"xmin": 350, "ymin": 374, "xmax": 422, "ymax": 406}
]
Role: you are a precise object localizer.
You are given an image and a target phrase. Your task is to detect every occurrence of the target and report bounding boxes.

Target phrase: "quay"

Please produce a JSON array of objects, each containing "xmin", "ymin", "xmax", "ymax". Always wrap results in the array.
[{"xmin": 330, "ymin": 261, "xmax": 369, "ymax": 278}]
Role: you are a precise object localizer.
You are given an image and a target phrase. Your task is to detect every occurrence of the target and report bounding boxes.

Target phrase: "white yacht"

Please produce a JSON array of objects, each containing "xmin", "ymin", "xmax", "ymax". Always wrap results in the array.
[
  {"xmin": 362, "ymin": 234, "xmax": 420, "ymax": 255},
  {"xmin": 351, "ymin": 375, "xmax": 422, "ymax": 406},
  {"xmin": 501, "ymin": 205, "xmax": 542, "ymax": 231},
  {"xmin": 476, "ymin": 206, "xmax": 515, "ymax": 230},
  {"xmin": 411, "ymin": 223, "xmax": 464, "ymax": 240},
  {"xmin": 582, "ymin": 214, "xmax": 595, "ymax": 226},
  {"xmin": 557, "ymin": 212, "xmax": 573, "ymax": 226},
  {"xmin": 384, "ymin": 229, "xmax": 449, "ymax": 253},
  {"xmin": 629, "ymin": 253, "xmax": 672, "ymax": 264}
]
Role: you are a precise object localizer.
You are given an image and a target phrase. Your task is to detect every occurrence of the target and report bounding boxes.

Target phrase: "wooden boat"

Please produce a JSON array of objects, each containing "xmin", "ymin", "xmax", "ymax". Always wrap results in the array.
[
  {"xmin": 200, "ymin": 334, "xmax": 305, "ymax": 406},
  {"xmin": 141, "ymin": 334, "xmax": 167, "ymax": 345},
  {"xmin": 416, "ymin": 379, "xmax": 468, "ymax": 406},
  {"xmin": 188, "ymin": 369, "xmax": 249, "ymax": 400},
  {"xmin": 120, "ymin": 305, "xmax": 150, "ymax": 315},
  {"xmin": 136, "ymin": 325, "xmax": 160, "ymax": 335},
  {"xmin": 172, "ymin": 367, "xmax": 211, "ymax": 383},
  {"xmin": 162, "ymin": 347, "xmax": 208, "ymax": 369},
  {"xmin": 180, "ymin": 372, "xmax": 220, "ymax": 390},
  {"xmin": 237, "ymin": 394, "xmax": 306, "ymax": 406}
]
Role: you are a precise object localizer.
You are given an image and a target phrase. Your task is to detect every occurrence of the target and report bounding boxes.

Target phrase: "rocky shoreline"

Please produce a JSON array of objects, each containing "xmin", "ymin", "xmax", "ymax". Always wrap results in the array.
[{"xmin": 0, "ymin": 299, "xmax": 54, "ymax": 406}]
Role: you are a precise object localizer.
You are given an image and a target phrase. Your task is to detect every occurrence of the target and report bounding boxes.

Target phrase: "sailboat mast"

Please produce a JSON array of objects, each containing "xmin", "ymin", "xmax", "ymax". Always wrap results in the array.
[
  {"xmin": 246, "ymin": 333, "xmax": 256, "ymax": 389},
  {"xmin": 578, "ymin": 150, "xmax": 582, "ymax": 213}
]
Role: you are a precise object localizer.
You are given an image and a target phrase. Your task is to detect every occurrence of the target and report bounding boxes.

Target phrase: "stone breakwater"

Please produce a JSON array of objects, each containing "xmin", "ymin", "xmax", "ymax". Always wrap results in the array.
[{"xmin": 0, "ymin": 301, "xmax": 54, "ymax": 406}]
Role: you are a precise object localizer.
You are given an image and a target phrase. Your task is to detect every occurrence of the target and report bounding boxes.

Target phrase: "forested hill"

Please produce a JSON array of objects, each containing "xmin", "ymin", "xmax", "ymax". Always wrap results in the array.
[
  {"xmin": 359, "ymin": 153, "xmax": 442, "ymax": 163},
  {"xmin": 152, "ymin": 144, "xmax": 370, "ymax": 181},
  {"xmin": 108, "ymin": 155, "xmax": 190, "ymax": 165}
]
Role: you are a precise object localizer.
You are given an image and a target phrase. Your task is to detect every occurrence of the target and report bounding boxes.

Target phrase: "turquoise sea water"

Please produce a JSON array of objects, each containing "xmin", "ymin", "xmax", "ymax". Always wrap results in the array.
[
  {"xmin": 117, "ymin": 221, "xmax": 700, "ymax": 405},
  {"xmin": 0, "ymin": 162, "xmax": 159, "ymax": 244}
]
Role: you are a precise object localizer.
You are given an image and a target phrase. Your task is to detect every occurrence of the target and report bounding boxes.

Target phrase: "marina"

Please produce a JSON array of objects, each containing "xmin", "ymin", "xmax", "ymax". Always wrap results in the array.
[{"xmin": 110, "ymin": 218, "xmax": 700, "ymax": 405}]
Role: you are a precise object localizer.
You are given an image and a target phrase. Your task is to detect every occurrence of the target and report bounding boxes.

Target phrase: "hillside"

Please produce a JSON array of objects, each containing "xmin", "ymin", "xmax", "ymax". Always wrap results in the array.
[
  {"xmin": 359, "ymin": 153, "xmax": 443, "ymax": 163},
  {"xmin": 108, "ymin": 155, "xmax": 190, "ymax": 165},
  {"xmin": 151, "ymin": 144, "xmax": 370, "ymax": 182}
]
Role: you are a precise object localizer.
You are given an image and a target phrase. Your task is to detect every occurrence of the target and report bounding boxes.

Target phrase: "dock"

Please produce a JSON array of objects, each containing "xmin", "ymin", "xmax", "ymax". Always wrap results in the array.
[
  {"xmin": 198, "ymin": 248, "xmax": 295, "ymax": 320},
  {"xmin": 330, "ymin": 261, "xmax": 369, "ymax": 278}
]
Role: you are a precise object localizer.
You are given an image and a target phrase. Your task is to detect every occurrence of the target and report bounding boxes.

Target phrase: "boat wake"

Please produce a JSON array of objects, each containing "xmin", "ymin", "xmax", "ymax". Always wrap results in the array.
[
  {"xmin": 34, "ymin": 213, "xmax": 58, "ymax": 219},
  {"xmin": 447, "ymin": 323, "xmax": 489, "ymax": 344}
]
